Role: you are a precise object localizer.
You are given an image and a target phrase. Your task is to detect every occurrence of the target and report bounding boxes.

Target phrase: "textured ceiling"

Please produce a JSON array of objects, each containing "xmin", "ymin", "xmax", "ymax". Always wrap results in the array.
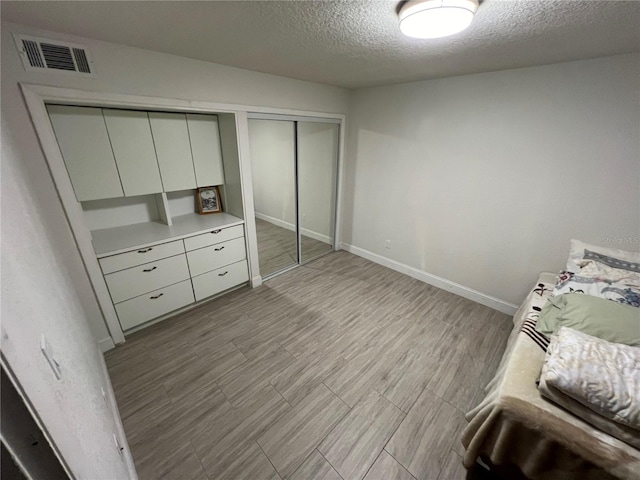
[{"xmin": 2, "ymin": 0, "xmax": 639, "ymax": 88}]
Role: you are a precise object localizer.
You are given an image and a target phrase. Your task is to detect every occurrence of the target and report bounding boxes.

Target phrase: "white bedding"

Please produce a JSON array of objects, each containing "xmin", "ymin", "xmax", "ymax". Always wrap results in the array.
[{"xmin": 539, "ymin": 327, "xmax": 640, "ymax": 449}]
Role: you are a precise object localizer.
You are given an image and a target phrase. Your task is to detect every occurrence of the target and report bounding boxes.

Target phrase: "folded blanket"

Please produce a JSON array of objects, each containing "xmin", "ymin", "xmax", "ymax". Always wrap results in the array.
[{"xmin": 539, "ymin": 327, "xmax": 640, "ymax": 448}]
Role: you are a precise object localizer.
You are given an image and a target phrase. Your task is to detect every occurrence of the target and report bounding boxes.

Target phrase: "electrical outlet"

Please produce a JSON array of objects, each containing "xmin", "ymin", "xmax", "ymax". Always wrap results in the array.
[
  {"xmin": 302, "ymin": 213, "xmax": 307, "ymax": 223},
  {"xmin": 385, "ymin": 240, "xmax": 391, "ymax": 249},
  {"xmin": 40, "ymin": 335, "xmax": 62, "ymax": 380}
]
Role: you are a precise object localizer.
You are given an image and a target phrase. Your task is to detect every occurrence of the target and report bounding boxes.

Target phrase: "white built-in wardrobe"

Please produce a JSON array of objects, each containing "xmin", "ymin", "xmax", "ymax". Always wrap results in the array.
[
  {"xmin": 25, "ymin": 85, "xmax": 343, "ymax": 349},
  {"xmin": 47, "ymin": 105, "xmax": 249, "ymax": 335}
]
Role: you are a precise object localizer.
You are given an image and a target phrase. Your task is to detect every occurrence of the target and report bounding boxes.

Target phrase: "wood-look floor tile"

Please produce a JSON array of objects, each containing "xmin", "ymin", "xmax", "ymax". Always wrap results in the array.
[
  {"xmin": 133, "ymin": 440, "xmax": 207, "ymax": 480},
  {"xmin": 204, "ymin": 440, "xmax": 281, "ymax": 480},
  {"xmin": 449, "ymin": 415, "xmax": 468, "ymax": 458},
  {"xmin": 162, "ymin": 342, "xmax": 247, "ymax": 403},
  {"xmin": 385, "ymin": 389, "xmax": 463, "ymax": 480},
  {"xmin": 319, "ymin": 390, "xmax": 405, "ymax": 480},
  {"xmin": 186, "ymin": 314, "xmax": 258, "ymax": 354},
  {"xmin": 426, "ymin": 347, "xmax": 489, "ymax": 413},
  {"xmin": 436, "ymin": 451, "xmax": 468, "ymax": 480},
  {"xmin": 105, "ymin": 251, "xmax": 512, "ymax": 480},
  {"xmin": 363, "ymin": 451, "xmax": 416, "ymax": 480},
  {"xmin": 374, "ymin": 322, "xmax": 450, "ymax": 413},
  {"xmin": 192, "ymin": 384, "xmax": 290, "ymax": 476},
  {"xmin": 216, "ymin": 342, "xmax": 296, "ymax": 405},
  {"xmin": 163, "ymin": 382, "xmax": 234, "ymax": 449},
  {"xmin": 258, "ymin": 383, "xmax": 350, "ymax": 478},
  {"xmin": 290, "ymin": 450, "xmax": 342, "ymax": 480},
  {"xmin": 270, "ymin": 352, "xmax": 346, "ymax": 406},
  {"xmin": 323, "ymin": 351, "xmax": 388, "ymax": 408}
]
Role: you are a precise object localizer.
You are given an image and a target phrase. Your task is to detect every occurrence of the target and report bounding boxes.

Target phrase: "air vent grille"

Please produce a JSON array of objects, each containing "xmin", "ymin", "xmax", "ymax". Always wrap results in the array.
[
  {"xmin": 22, "ymin": 39, "xmax": 45, "ymax": 68},
  {"xmin": 73, "ymin": 48, "xmax": 91, "ymax": 73},
  {"xmin": 41, "ymin": 43, "xmax": 76, "ymax": 71},
  {"xmin": 14, "ymin": 34, "xmax": 95, "ymax": 77}
]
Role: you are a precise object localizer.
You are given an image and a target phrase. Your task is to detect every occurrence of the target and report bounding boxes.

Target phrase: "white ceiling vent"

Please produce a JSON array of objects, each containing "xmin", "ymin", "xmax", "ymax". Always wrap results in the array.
[{"xmin": 13, "ymin": 34, "xmax": 95, "ymax": 77}]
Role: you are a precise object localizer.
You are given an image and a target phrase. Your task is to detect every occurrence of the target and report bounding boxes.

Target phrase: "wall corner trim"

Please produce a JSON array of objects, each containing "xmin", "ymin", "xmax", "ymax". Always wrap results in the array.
[{"xmin": 339, "ymin": 242, "xmax": 518, "ymax": 316}]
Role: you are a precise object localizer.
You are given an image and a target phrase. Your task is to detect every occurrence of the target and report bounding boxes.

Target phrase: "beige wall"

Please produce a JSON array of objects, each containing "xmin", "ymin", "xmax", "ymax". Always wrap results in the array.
[{"xmin": 342, "ymin": 53, "xmax": 640, "ymax": 308}]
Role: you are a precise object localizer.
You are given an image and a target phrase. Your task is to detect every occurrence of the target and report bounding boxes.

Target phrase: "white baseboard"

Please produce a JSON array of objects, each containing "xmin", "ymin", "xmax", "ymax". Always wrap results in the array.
[
  {"xmin": 339, "ymin": 243, "xmax": 518, "ymax": 315},
  {"xmin": 255, "ymin": 212, "xmax": 331, "ymax": 244},
  {"xmin": 98, "ymin": 337, "xmax": 116, "ymax": 352},
  {"xmin": 97, "ymin": 350, "xmax": 138, "ymax": 479}
]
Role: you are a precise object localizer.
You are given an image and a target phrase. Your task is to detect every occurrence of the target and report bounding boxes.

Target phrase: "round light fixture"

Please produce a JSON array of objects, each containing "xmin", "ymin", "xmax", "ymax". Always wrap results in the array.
[{"xmin": 399, "ymin": 0, "xmax": 479, "ymax": 39}]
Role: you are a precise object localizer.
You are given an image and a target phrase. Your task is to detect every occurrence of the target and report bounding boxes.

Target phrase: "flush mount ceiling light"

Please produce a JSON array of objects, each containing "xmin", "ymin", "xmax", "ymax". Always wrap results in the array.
[{"xmin": 399, "ymin": 0, "xmax": 479, "ymax": 39}]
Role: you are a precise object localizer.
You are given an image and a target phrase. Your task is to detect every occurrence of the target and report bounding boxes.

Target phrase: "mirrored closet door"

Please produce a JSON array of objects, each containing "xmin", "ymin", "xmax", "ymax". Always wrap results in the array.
[{"xmin": 248, "ymin": 116, "xmax": 339, "ymax": 278}]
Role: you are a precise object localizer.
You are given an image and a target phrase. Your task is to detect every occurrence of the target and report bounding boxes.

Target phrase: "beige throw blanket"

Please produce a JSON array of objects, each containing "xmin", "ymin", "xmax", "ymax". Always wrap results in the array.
[{"xmin": 462, "ymin": 273, "xmax": 640, "ymax": 480}]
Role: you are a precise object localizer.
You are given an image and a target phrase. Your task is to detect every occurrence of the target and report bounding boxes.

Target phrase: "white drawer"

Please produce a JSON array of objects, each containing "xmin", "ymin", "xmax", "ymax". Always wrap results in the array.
[
  {"xmin": 105, "ymin": 254, "xmax": 190, "ymax": 303},
  {"xmin": 187, "ymin": 237, "xmax": 247, "ymax": 277},
  {"xmin": 183, "ymin": 224, "xmax": 244, "ymax": 252},
  {"xmin": 192, "ymin": 260, "xmax": 249, "ymax": 302},
  {"xmin": 99, "ymin": 240, "xmax": 185, "ymax": 275},
  {"xmin": 115, "ymin": 280, "xmax": 194, "ymax": 331}
]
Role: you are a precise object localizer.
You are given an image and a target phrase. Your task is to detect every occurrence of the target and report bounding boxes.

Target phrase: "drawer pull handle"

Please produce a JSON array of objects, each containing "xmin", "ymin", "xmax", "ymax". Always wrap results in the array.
[
  {"xmin": 150, "ymin": 293, "xmax": 164, "ymax": 300},
  {"xmin": 143, "ymin": 266, "xmax": 157, "ymax": 272},
  {"xmin": 138, "ymin": 247, "xmax": 153, "ymax": 253},
  {"xmin": 218, "ymin": 271, "xmax": 228, "ymax": 277},
  {"xmin": 211, "ymin": 229, "xmax": 222, "ymax": 234},
  {"xmin": 214, "ymin": 246, "xmax": 225, "ymax": 251}
]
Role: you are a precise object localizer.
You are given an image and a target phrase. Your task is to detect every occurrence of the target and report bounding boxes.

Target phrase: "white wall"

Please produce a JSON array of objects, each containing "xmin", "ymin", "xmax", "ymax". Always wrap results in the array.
[
  {"xmin": 342, "ymin": 54, "xmax": 640, "ymax": 309},
  {"xmin": 2, "ymin": 20, "xmax": 348, "ymax": 478},
  {"xmin": 249, "ymin": 119, "xmax": 297, "ymax": 226}
]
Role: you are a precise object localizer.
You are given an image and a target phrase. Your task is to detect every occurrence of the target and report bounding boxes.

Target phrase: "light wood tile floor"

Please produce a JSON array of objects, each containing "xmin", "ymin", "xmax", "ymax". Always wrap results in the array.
[
  {"xmin": 106, "ymin": 251, "xmax": 512, "ymax": 480},
  {"xmin": 255, "ymin": 217, "xmax": 332, "ymax": 277}
]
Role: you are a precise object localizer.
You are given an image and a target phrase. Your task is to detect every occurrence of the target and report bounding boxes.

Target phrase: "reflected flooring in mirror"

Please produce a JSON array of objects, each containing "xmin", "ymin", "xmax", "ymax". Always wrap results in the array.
[{"xmin": 255, "ymin": 217, "xmax": 331, "ymax": 277}]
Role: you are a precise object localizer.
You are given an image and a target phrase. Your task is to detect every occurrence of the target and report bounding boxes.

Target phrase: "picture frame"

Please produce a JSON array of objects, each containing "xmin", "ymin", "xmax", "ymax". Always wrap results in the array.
[{"xmin": 197, "ymin": 186, "xmax": 223, "ymax": 214}]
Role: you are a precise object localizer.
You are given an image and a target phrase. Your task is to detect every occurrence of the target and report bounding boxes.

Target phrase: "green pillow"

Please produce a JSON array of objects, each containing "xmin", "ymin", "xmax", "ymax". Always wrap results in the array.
[{"xmin": 536, "ymin": 294, "xmax": 640, "ymax": 346}]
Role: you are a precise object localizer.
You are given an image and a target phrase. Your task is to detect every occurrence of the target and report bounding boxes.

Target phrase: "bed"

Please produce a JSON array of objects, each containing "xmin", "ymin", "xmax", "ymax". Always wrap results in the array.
[{"xmin": 461, "ymin": 271, "xmax": 640, "ymax": 480}]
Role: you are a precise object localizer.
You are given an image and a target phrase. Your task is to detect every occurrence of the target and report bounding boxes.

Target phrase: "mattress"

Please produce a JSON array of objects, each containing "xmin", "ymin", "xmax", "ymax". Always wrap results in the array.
[{"xmin": 461, "ymin": 273, "xmax": 640, "ymax": 480}]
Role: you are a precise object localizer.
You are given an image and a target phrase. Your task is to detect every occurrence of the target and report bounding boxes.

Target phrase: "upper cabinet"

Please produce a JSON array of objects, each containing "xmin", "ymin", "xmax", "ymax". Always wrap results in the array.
[
  {"xmin": 148, "ymin": 112, "xmax": 197, "ymax": 192},
  {"xmin": 47, "ymin": 106, "xmax": 227, "ymax": 202},
  {"xmin": 47, "ymin": 105, "xmax": 124, "ymax": 201},
  {"xmin": 186, "ymin": 114, "xmax": 225, "ymax": 187},
  {"xmin": 103, "ymin": 109, "xmax": 164, "ymax": 197}
]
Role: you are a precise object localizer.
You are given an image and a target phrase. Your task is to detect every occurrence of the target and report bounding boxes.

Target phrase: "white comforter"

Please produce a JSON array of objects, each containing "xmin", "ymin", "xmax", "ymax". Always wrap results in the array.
[{"xmin": 539, "ymin": 327, "xmax": 640, "ymax": 448}]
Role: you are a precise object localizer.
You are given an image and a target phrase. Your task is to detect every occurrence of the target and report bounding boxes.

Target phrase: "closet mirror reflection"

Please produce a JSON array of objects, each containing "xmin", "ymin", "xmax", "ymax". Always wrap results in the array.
[
  {"xmin": 249, "ymin": 116, "xmax": 339, "ymax": 278},
  {"xmin": 297, "ymin": 121, "xmax": 338, "ymax": 263}
]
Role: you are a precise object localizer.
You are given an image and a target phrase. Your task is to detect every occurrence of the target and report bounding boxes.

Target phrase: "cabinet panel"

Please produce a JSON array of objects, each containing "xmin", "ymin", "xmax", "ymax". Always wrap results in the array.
[
  {"xmin": 183, "ymin": 224, "xmax": 244, "ymax": 252},
  {"xmin": 186, "ymin": 114, "xmax": 225, "ymax": 187},
  {"xmin": 105, "ymin": 254, "xmax": 190, "ymax": 303},
  {"xmin": 103, "ymin": 109, "xmax": 163, "ymax": 196},
  {"xmin": 148, "ymin": 112, "xmax": 197, "ymax": 192},
  {"xmin": 47, "ymin": 105, "xmax": 124, "ymax": 201},
  {"xmin": 99, "ymin": 239, "xmax": 185, "ymax": 275},
  {"xmin": 115, "ymin": 280, "xmax": 194, "ymax": 330},
  {"xmin": 192, "ymin": 260, "xmax": 249, "ymax": 302},
  {"xmin": 187, "ymin": 237, "xmax": 247, "ymax": 277}
]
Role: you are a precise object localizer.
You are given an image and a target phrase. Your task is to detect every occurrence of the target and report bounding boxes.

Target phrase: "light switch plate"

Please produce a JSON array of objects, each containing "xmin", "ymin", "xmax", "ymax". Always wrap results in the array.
[{"xmin": 40, "ymin": 335, "xmax": 62, "ymax": 380}]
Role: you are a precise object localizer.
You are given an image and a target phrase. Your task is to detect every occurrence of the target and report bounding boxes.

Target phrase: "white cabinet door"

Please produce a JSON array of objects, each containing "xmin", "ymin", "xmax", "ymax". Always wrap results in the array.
[
  {"xmin": 103, "ymin": 109, "xmax": 163, "ymax": 196},
  {"xmin": 47, "ymin": 105, "xmax": 124, "ymax": 201},
  {"xmin": 186, "ymin": 114, "xmax": 225, "ymax": 187},
  {"xmin": 148, "ymin": 112, "xmax": 197, "ymax": 192}
]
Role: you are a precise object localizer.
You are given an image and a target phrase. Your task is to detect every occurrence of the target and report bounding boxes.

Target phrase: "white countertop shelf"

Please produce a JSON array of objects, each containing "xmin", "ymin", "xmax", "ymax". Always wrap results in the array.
[{"xmin": 92, "ymin": 212, "xmax": 245, "ymax": 257}]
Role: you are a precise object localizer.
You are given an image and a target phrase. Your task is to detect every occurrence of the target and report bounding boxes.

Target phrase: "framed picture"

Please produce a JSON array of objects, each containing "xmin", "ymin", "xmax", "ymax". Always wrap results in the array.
[{"xmin": 197, "ymin": 186, "xmax": 223, "ymax": 214}]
